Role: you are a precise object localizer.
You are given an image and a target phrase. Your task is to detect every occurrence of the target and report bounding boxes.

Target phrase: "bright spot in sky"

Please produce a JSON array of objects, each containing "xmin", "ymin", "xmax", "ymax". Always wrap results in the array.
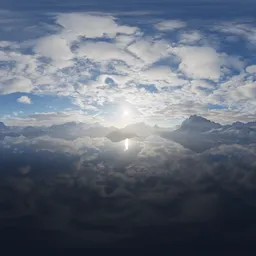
[
  {"xmin": 122, "ymin": 110, "xmax": 130, "ymax": 117},
  {"xmin": 124, "ymin": 138, "xmax": 129, "ymax": 151}
]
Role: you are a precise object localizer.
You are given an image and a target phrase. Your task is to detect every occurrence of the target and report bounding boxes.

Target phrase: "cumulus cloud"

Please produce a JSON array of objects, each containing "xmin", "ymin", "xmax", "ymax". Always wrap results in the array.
[
  {"xmin": 17, "ymin": 95, "xmax": 32, "ymax": 104},
  {"xmin": 34, "ymin": 35, "xmax": 73, "ymax": 68},
  {"xmin": 34, "ymin": 35, "xmax": 72, "ymax": 59},
  {"xmin": 235, "ymin": 82, "xmax": 256, "ymax": 99},
  {"xmin": 246, "ymin": 65, "xmax": 256, "ymax": 74},
  {"xmin": 174, "ymin": 46, "xmax": 222, "ymax": 80},
  {"xmin": 127, "ymin": 39, "xmax": 171, "ymax": 65},
  {"xmin": 190, "ymin": 80, "xmax": 215, "ymax": 96},
  {"xmin": 136, "ymin": 66, "xmax": 187, "ymax": 88},
  {"xmin": 179, "ymin": 31, "xmax": 201, "ymax": 44},
  {"xmin": 0, "ymin": 77, "xmax": 33, "ymax": 94},
  {"xmin": 208, "ymin": 71, "xmax": 256, "ymax": 119},
  {"xmin": 213, "ymin": 21, "xmax": 256, "ymax": 45},
  {"xmin": 56, "ymin": 13, "xmax": 138, "ymax": 39},
  {"xmin": 76, "ymin": 41, "xmax": 139, "ymax": 67}
]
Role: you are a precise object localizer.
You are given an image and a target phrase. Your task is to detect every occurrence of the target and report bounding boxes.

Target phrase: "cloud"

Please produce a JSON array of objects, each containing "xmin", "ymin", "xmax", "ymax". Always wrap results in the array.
[
  {"xmin": 246, "ymin": 65, "xmax": 256, "ymax": 74},
  {"xmin": 208, "ymin": 72, "xmax": 256, "ymax": 116},
  {"xmin": 190, "ymin": 80, "xmax": 215, "ymax": 96},
  {"xmin": 127, "ymin": 38, "xmax": 171, "ymax": 65},
  {"xmin": 179, "ymin": 31, "xmax": 202, "ymax": 44},
  {"xmin": 235, "ymin": 82, "xmax": 256, "ymax": 99},
  {"xmin": 19, "ymin": 165, "xmax": 31, "ymax": 175},
  {"xmin": 17, "ymin": 95, "xmax": 32, "ymax": 104},
  {"xmin": 3, "ymin": 110, "xmax": 104, "ymax": 126},
  {"xmin": 155, "ymin": 20, "xmax": 186, "ymax": 31},
  {"xmin": 34, "ymin": 35, "xmax": 73, "ymax": 68},
  {"xmin": 213, "ymin": 21, "xmax": 256, "ymax": 46},
  {"xmin": 0, "ymin": 77, "xmax": 33, "ymax": 94},
  {"xmin": 136, "ymin": 65, "xmax": 187, "ymax": 88},
  {"xmin": 76, "ymin": 41, "xmax": 139, "ymax": 67},
  {"xmin": 1, "ymin": 124, "xmax": 256, "ymax": 245},
  {"xmin": 56, "ymin": 13, "xmax": 138, "ymax": 39},
  {"xmin": 1, "ymin": 6, "xmax": 256, "ymax": 247},
  {"xmin": 7, "ymin": 177, "xmax": 34, "ymax": 193},
  {"xmin": 174, "ymin": 46, "xmax": 222, "ymax": 80},
  {"xmin": 0, "ymin": 11, "xmax": 255, "ymax": 126}
]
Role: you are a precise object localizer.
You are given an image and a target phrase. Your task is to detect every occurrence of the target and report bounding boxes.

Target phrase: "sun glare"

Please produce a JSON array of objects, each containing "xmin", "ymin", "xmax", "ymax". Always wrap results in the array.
[
  {"xmin": 124, "ymin": 138, "xmax": 129, "ymax": 151},
  {"xmin": 123, "ymin": 110, "xmax": 130, "ymax": 117}
]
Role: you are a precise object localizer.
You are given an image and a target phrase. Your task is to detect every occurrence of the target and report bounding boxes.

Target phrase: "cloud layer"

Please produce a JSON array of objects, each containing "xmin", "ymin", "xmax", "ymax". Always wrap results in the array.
[{"xmin": 0, "ymin": 9, "xmax": 255, "ymax": 126}]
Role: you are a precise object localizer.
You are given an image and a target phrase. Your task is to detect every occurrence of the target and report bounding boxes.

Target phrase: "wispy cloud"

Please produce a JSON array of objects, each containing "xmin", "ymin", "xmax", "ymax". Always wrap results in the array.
[{"xmin": 155, "ymin": 20, "xmax": 186, "ymax": 31}]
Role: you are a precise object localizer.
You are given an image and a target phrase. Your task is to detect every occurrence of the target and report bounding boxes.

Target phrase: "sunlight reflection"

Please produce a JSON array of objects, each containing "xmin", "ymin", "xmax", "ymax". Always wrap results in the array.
[{"xmin": 124, "ymin": 138, "xmax": 129, "ymax": 151}]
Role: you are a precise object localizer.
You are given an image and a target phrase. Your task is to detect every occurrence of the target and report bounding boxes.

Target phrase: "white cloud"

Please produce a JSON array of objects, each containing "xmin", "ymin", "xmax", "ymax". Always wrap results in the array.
[
  {"xmin": 246, "ymin": 65, "xmax": 256, "ymax": 74},
  {"xmin": 76, "ymin": 42, "xmax": 140, "ymax": 67},
  {"xmin": 0, "ymin": 12, "xmax": 255, "ymax": 126},
  {"xmin": 127, "ymin": 39, "xmax": 171, "ymax": 65},
  {"xmin": 207, "ymin": 72, "xmax": 256, "ymax": 121},
  {"xmin": 190, "ymin": 80, "xmax": 215, "ymax": 96},
  {"xmin": 235, "ymin": 82, "xmax": 256, "ymax": 99},
  {"xmin": 56, "ymin": 13, "xmax": 138, "ymax": 39},
  {"xmin": 174, "ymin": 46, "xmax": 222, "ymax": 80},
  {"xmin": 34, "ymin": 35, "xmax": 73, "ymax": 68},
  {"xmin": 17, "ymin": 95, "xmax": 32, "ymax": 104},
  {"xmin": 0, "ymin": 77, "xmax": 33, "ymax": 94},
  {"xmin": 34, "ymin": 35, "xmax": 72, "ymax": 59},
  {"xmin": 136, "ymin": 66, "xmax": 187, "ymax": 88},
  {"xmin": 155, "ymin": 20, "xmax": 186, "ymax": 31},
  {"xmin": 115, "ymin": 34, "xmax": 137, "ymax": 48},
  {"xmin": 221, "ymin": 55, "xmax": 244, "ymax": 72},
  {"xmin": 179, "ymin": 31, "xmax": 202, "ymax": 44},
  {"xmin": 213, "ymin": 22, "xmax": 256, "ymax": 45}
]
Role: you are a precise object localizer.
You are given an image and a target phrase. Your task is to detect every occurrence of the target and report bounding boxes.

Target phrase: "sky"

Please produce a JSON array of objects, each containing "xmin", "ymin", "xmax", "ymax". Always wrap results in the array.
[
  {"xmin": 0, "ymin": 0, "xmax": 255, "ymax": 127},
  {"xmin": 1, "ymin": 0, "xmax": 256, "ymax": 250}
]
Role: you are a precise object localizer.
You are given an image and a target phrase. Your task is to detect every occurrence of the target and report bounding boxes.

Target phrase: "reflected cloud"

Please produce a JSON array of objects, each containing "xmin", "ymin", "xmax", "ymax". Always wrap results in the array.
[{"xmin": 0, "ymin": 121, "xmax": 256, "ymax": 248}]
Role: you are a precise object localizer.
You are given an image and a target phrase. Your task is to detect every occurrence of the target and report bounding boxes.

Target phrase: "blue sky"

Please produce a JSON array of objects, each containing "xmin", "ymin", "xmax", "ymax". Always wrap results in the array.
[
  {"xmin": 0, "ymin": 0, "xmax": 255, "ymax": 127},
  {"xmin": 0, "ymin": 93, "xmax": 79, "ymax": 116}
]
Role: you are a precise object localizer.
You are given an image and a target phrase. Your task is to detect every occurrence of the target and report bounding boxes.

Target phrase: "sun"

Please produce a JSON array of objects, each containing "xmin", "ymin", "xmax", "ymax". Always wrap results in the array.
[{"xmin": 122, "ymin": 110, "xmax": 130, "ymax": 117}]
